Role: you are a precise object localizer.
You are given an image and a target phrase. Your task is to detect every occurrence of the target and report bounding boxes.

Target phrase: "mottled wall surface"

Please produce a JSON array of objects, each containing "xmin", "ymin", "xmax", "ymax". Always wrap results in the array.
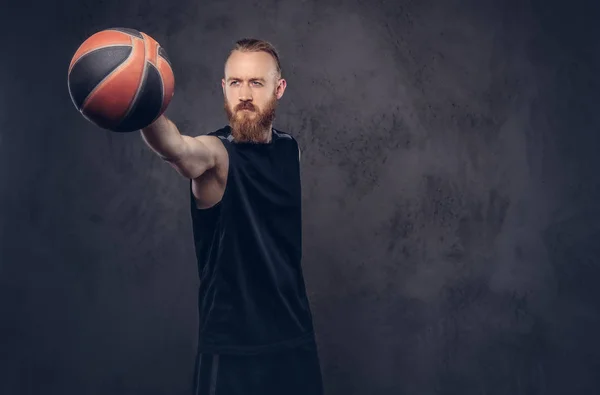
[{"xmin": 1, "ymin": 0, "xmax": 599, "ymax": 394}]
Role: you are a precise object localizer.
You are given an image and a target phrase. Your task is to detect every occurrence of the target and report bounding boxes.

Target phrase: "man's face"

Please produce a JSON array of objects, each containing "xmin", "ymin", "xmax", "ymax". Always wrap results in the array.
[{"xmin": 222, "ymin": 50, "xmax": 286, "ymax": 143}]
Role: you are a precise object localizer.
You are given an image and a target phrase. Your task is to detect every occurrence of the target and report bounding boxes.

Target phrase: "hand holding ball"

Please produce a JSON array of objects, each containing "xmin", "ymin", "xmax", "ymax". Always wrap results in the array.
[{"xmin": 67, "ymin": 28, "xmax": 175, "ymax": 133}]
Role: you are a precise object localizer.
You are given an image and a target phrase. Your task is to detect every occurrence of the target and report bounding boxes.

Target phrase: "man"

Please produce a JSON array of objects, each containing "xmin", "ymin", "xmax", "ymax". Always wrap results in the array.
[{"xmin": 141, "ymin": 39, "xmax": 323, "ymax": 395}]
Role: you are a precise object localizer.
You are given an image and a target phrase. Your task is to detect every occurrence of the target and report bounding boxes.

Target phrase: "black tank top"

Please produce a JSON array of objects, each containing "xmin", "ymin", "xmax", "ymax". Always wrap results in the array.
[{"xmin": 190, "ymin": 126, "xmax": 315, "ymax": 354}]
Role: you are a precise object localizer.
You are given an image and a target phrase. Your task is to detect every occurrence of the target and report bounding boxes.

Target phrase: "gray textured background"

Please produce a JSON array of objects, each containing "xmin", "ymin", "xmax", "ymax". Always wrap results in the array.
[{"xmin": 1, "ymin": 0, "xmax": 600, "ymax": 394}]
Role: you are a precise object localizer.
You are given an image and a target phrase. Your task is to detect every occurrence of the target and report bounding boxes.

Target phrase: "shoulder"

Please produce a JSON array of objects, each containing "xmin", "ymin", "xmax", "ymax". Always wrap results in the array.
[
  {"xmin": 272, "ymin": 128, "xmax": 295, "ymax": 141},
  {"xmin": 200, "ymin": 126, "xmax": 232, "ymax": 155},
  {"xmin": 193, "ymin": 127, "xmax": 230, "ymax": 163},
  {"xmin": 273, "ymin": 128, "xmax": 301, "ymax": 160},
  {"xmin": 273, "ymin": 128, "xmax": 299, "ymax": 148},
  {"xmin": 206, "ymin": 126, "xmax": 233, "ymax": 142}
]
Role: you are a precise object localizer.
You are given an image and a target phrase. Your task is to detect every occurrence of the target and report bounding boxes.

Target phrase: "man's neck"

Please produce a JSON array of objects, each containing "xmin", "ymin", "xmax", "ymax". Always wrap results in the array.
[
  {"xmin": 231, "ymin": 124, "xmax": 273, "ymax": 144},
  {"xmin": 261, "ymin": 126, "xmax": 273, "ymax": 143}
]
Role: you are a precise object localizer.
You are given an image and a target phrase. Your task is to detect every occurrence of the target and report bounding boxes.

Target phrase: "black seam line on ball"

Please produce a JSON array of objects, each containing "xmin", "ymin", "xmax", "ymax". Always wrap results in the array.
[
  {"xmin": 76, "ymin": 36, "xmax": 135, "ymax": 108},
  {"xmin": 120, "ymin": 52, "xmax": 149, "ymax": 122}
]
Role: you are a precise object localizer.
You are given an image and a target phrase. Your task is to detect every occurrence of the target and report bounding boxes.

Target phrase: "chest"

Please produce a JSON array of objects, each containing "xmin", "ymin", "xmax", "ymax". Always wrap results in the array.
[{"xmin": 229, "ymin": 142, "xmax": 300, "ymax": 208}]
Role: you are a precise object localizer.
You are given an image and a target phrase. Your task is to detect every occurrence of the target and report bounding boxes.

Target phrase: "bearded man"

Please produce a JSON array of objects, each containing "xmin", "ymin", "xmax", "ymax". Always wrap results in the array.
[{"xmin": 141, "ymin": 38, "xmax": 323, "ymax": 395}]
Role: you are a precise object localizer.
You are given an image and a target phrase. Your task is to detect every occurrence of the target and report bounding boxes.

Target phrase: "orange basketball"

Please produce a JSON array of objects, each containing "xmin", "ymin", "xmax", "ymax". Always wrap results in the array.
[{"xmin": 67, "ymin": 28, "xmax": 175, "ymax": 133}]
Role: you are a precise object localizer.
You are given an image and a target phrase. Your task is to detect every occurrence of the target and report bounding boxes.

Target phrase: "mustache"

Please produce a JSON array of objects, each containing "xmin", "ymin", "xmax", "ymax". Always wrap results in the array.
[{"xmin": 235, "ymin": 102, "xmax": 256, "ymax": 112}]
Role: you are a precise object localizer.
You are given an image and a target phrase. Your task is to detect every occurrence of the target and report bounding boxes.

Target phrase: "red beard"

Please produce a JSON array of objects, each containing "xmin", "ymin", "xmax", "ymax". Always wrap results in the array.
[{"xmin": 224, "ymin": 94, "xmax": 277, "ymax": 143}]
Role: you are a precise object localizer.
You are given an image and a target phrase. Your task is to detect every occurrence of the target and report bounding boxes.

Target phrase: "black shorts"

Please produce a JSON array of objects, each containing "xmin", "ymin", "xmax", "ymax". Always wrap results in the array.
[{"xmin": 192, "ymin": 341, "xmax": 324, "ymax": 395}]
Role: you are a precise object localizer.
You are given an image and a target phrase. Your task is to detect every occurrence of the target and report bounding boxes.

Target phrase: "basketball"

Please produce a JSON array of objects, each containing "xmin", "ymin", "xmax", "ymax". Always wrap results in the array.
[{"xmin": 67, "ymin": 28, "xmax": 175, "ymax": 133}]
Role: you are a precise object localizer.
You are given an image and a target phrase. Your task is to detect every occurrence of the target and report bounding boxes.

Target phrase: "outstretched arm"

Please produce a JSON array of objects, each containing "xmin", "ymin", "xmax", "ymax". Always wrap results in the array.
[{"xmin": 141, "ymin": 115, "xmax": 226, "ymax": 179}]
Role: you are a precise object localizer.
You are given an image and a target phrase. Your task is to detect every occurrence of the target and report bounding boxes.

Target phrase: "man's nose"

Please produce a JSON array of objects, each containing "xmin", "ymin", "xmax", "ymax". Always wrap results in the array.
[{"xmin": 239, "ymin": 84, "xmax": 252, "ymax": 101}]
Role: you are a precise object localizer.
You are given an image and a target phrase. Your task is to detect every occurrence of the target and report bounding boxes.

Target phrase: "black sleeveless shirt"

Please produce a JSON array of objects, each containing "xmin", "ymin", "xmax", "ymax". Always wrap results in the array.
[{"xmin": 190, "ymin": 126, "xmax": 315, "ymax": 354}]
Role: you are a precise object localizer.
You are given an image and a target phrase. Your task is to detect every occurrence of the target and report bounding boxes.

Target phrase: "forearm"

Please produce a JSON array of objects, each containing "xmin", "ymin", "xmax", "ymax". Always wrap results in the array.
[{"xmin": 140, "ymin": 115, "xmax": 186, "ymax": 161}]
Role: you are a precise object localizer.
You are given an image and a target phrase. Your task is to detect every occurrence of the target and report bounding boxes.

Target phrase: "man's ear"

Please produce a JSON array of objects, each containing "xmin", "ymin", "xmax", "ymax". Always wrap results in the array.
[{"xmin": 277, "ymin": 78, "xmax": 287, "ymax": 99}]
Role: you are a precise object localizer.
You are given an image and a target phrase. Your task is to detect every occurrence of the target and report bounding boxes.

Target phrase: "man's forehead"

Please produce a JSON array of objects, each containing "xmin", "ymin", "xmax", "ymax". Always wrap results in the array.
[{"xmin": 225, "ymin": 51, "xmax": 278, "ymax": 78}]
